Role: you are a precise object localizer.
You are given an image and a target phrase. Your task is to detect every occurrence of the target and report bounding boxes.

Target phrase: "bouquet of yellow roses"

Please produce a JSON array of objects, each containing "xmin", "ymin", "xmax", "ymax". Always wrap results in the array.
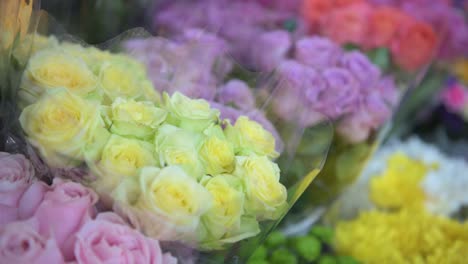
[{"xmin": 11, "ymin": 26, "xmax": 332, "ymax": 262}]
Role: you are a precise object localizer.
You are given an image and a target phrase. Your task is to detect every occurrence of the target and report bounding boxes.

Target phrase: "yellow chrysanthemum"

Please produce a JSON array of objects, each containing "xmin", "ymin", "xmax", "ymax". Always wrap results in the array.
[
  {"xmin": 369, "ymin": 152, "xmax": 436, "ymax": 210},
  {"xmin": 335, "ymin": 208, "xmax": 468, "ymax": 264}
]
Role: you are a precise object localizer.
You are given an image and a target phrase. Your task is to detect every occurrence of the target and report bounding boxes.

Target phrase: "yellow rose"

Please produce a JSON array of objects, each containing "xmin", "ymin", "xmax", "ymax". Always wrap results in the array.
[
  {"xmin": 104, "ymin": 98, "xmax": 167, "ymax": 140},
  {"xmin": 89, "ymin": 134, "xmax": 157, "ymax": 194},
  {"xmin": 234, "ymin": 155, "xmax": 287, "ymax": 220},
  {"xmin": 155, "ymin": 124, "xmax": 205, "ymax": 179},
  {"xmin": 19, "ymin": 88, "xmax": 104, "ymax": 167},
  {"xmin": 164, "ymin": 92, "xmax": 219, "ymax": 132},
  {"xmin": 142, "ymin": 79, "xmax": 162, "ymax": 104},
  {"xmin": 200, "ymin": 175, "xmax": 245, "ymax": 239},
  {"xmin": 12, "ymin": 34, "xmax": 59, "ymax": 66},
  {"xmin": 136, "ymin": 166, "xmax": 213, "ymax": 230},
  {"xmin": 99, "ymin": 56, "xmax": 149, "ymax": 102},
  {"xmin": 199, "ymin": 125, "xmax": 235, "ymax": 175},
  {"xmin": 61, "ymin": 43, "xmax": 114, "ymax": 74},
  {"xmin": 19, "ymin": 48, "xmax": 98, "ymax": 107},
  {"xmin": 225, "ymin": 116, "xmax": 278, "ymax": 159}
]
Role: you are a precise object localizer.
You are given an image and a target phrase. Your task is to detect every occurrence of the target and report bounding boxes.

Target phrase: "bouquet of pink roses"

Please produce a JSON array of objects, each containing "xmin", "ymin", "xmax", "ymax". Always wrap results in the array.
[{"xmin": 0, "ymin": 152, "xmax": 177, "ymax": 264}]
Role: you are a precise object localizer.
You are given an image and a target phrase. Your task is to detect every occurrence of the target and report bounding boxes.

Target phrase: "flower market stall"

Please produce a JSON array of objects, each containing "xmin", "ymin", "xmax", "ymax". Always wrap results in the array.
[{"xmin": 1, "ymin": 0, "xmax": 468, "ymax": 263}]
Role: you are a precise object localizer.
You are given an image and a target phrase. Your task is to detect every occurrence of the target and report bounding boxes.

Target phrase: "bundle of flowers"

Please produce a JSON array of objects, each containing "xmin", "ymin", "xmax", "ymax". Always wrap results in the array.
[
  {"xmin": 254, "ymin": 35, "xmax": 399, "ymax": 144},
  {"xmin": 0, "ymin": 152, "xmax": 177, "ymax": 264},
  {"xmin": 123, "ymin": 29, "xmax": 283, "ymax": 152},
  {"xmin": 332, "ymin": 137, "xmax": 468, "ymax": 263},
  {"xmin": 16, "ymin": 35, "xmax": 289, "ymax": 251},
  {"xmin": 335, "ymin": 208, "xmax": 468, "ymax": 263},
  {"xmin": 301, "ymin": 0, "xmax": 439, "ymax": 71},
  {"xmin": 368, "ymin": 0, "xmax": 468, "ymax": 61},
  {"xmin": 153, "ymin": 0, "xmax": 306, "ymax": 68},
  {"xmin": 337, "ymin": 137, "xmax": 468, "ymax": 217},
  {"xmin": 152, "ymin": 0, "xmax": 401, "ymax": 212}
]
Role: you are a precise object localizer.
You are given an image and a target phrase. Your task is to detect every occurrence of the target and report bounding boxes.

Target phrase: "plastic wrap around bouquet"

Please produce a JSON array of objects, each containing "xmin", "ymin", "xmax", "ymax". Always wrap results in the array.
[
  {"xmin": 151, "ymin": 0, "xmax": 439, "ymax": 225},
  {"xmin": 11, "ymin": 19, "xmax": 333, "ymax": 263}
]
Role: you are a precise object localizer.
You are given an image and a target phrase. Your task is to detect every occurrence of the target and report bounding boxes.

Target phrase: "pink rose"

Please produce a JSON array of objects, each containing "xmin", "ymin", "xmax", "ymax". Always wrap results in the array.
[
  {"xmin": 0, "ymin": 204, "xmax": 18, "ymax": 226},
  {"xmin": 0, "ymin": 152, "xmax": 34, "ymax": 208},
  {"xmin": 32, "ymin": 178, "xmax": 98, "ymax": 261},
  {"xmin": 74, "ymin": 212, "xmax": 177, "ymax": 264},
  {"xmin": 321, "ymin": 3, "xmax": 372, "ymax": 45},
  {"xmin": 0, "ymin": 219, "xmax": 65, "ymax": 264},
  {"xmin": 16, "ymin": 181, "xmax": 49, "ymax": 220}
]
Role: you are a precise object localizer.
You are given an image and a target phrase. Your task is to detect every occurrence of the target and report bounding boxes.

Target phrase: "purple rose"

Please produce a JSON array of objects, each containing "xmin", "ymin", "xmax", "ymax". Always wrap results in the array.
[
  {"xmin": 337, "ymin": 94, "xmax": 392, "ymax": 143},
  {"xmin": 273, "ymin": 60, "xmax": 327, "ymax": 126},
  {"xmin": 252, "ymin": 30, "xmax": 292, "ymax": 72},
  {"xmin": 217, "ymin": 79, "xmax": 256, "ymax": 111},
  {"xmin": 125, "ymin": 32, "xmax": 230, "ymax": 101},
  {"xmin": 339, "ymin": 51, "xmax": 381, "ymax": 89},
  {"xmin": 294, "ymin": 37, "xmax": 343, "ymax": 69},
  {"xmin": 316, "ymin": 68, "xmax": 360, "ymax": 119}
]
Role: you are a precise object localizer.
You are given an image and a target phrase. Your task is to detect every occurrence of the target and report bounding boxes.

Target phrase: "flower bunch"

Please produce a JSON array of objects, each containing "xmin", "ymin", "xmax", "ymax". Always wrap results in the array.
[
  {"xmin": 369, "ymin": 0, "xmax": 468, "ymax": 60},
  {"xmin": 18, "ymin": 37, "xmax": 288, "ymax": 249},
  {"xmin": 301, "ymin": 0, "xmax": 439, "ymax": 71},
  {"xmin": 0, "ymin": 152, "xmax": 176, "ymax": 264},
  {"xmin": 124, "ymin": 30, "xmax": 284, "ymax": 152},
  {"xmin": 335, "ymin": 208, "xmax": 468, "ymax": 264},
  {"xmin": 154, "ymin": 0, "xmax": 305, "ymax": 67},
  {"xmin": 254, "ymin": 35, "xmax": 399, "ymax": 143},
  {"xmin": 124, "ymin": 29, "xmax": 232, "ymax": 101},
  {"xmin": 338, "ymin": 137, "xmax": 468, "ymax": 217},
  {"xmin": 332, "ymin": 137, "xmax": 468, "ymax": 263}
]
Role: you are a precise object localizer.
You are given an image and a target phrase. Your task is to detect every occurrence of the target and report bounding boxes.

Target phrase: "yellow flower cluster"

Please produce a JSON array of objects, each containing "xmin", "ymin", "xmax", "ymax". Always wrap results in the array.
[
  {"xmin": 335, "ymin": 209, "xmax": 468, "ymax": 264},
  {"xmin": 18, "ymin": 35, "xmax": 288, "ymax": 250},
  {"xmin": 369, "ymin": 152, "xmax": 435, "ymax": 210},
  {"xmin": 335, "ymin": 153, "xmax": 468, "ymax": 264}
]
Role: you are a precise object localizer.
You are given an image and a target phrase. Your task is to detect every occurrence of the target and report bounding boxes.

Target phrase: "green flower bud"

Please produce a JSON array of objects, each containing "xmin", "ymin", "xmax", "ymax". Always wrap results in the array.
[
  {"xmin": 292, "ymin": 236, "xmax": 321, "ymax": 262},
  {"xmin": 265, "ymin": 231, "xmax": 287, "ymax": 248},
  {"xmin": 309, "ymin": 225, "xmax": 334, "ymax": 245},
  {"xmin": 318, "ymin": 255, "xmax": 338, "ymax": 264},
  {"xmin": 270, "ymin": 248, "xmax": 297, "ymax": 264}
]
